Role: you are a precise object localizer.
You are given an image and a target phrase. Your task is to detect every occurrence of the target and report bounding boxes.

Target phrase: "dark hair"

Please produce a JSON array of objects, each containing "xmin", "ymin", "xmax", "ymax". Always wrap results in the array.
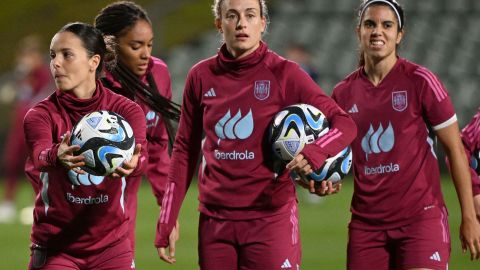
[
  {"xmin": 356, "ymin": 0, "xmax": 405, "ymax": 66},
  {"xmin": 94, "ymin": 1, "xmax": 151, "ymax": 37},
  {"xmin": 58, "ymin": 22, "xmax": 115, "ymax": 78},
  {"xmin": 358, "ymin": 0, "xmax": 404, "ymax": 30},
  {"xmin": 94, "ymin": 1, "xmax": 180, "ymax": 146}
]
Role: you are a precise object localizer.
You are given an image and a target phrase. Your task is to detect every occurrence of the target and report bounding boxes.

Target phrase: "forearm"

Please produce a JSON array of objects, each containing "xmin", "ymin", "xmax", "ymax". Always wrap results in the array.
[
  {"xmin": 146, "ymin": 141, "xmax": 170, "ymax": 205},
  {"xmin": 438, "ymin": 123, "xmax": 477, "ymax": 222},
  {"xmin": 447, "ymin": 142, "xmax": 477, "ymax": 222},
  {"xmin": 33, "ymin": 144, "xmax": 61, "ymax": 170},
  {"xmin": 155, "ymin": 132, "xmax": 200, "ymax": 247},
  {"xmin": 301, "ymin": 112, "xmax": 356, "ymax": 170},
  {"xmin": 24, "ymin": 111, "xmax": 60, "ymax": 171}
]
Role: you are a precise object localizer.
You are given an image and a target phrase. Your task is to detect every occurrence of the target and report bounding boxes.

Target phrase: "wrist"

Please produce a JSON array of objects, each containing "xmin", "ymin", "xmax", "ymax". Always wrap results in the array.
[{"xmin": 461, "ymin": 212, "xmax": 478, "ymax": 223}]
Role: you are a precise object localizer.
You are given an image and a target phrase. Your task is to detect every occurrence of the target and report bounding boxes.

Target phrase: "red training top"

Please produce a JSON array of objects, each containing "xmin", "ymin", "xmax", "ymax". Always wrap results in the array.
[
  {"xmin": 155, "ymin": 42, "xmax": 356, "ymax": 247},
  {"xmin": 24, "ymin": 82, "xmax": 147, "ymax": 255},
  {"xmin": 333, "ymin": 58, "xmax": 456, "ymax": 229}
]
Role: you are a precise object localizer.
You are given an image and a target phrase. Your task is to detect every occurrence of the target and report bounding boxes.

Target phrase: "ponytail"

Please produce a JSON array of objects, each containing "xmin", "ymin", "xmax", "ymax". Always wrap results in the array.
[
  {"xmin": 95, "ymin": 1, "xmax": 180, "ymax": 148},
  {"xmin": 104, "ymin": 62, "xmax": 181, "ymax": 147},
  {"xmin": 102, "ymin": 35, "xmax": 118, "ymax": 72}
]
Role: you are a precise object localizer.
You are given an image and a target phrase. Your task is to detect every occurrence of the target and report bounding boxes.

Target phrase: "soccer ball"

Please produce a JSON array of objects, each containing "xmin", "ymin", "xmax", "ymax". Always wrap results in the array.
[
  {"xmin": 70, "ymin": 110, "xmax": 135, "ymax": 176},
  {"xmin": 269, "ymin": 104, "xmax": 329, "ymax": 162},
  {"xmin": 269, "ymin": 103, "xmax": 352, "ymax": 184},
  {"xmin": 308, "ymin": 146, "xmax": 353, "ymax": 183},
  {"xmin": 471, "ymin": 149, "xmax": 480, "ymax": 175}
]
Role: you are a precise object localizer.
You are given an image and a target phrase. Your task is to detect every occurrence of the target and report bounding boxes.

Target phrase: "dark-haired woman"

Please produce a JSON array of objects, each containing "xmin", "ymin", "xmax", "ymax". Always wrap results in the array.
[
  {"xmin": 23, "ymin": 22, "xmax": 147, "ymax": 269},
  {"xmin": 94, "ymin": 1, "xmax": 180, "ymax": 252},
  {"xmin": 331, "ymin": 0, "xmax": 480, "ymax": 269},
  {"xmin": 155, "ymin": 0, "xmax": 357, "ymax": 269}
]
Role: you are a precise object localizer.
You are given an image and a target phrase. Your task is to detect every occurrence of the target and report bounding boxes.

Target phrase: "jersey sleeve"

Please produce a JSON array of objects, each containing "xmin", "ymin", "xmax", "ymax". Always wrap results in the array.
[
  {"xmin": 145, "ymin": 65, "xmax": 173, "ymax": 205},
  {"xmin": 146, "ymin": 137, "xmax": 170, "ymax": 205},
  {"xmin": 23, "ymin": 106, "xmax": 61, "ymax": 171},
  {"xmin": 285, "ymin": 64, "xmax": 357, "ymax": 170},
  {"xmin": 155, "ymin": 69, "xmax": 203, "ymax": 248},
  {"xmin": 414, "ymin": 67, "xmax": 456, "ymax": 130}
]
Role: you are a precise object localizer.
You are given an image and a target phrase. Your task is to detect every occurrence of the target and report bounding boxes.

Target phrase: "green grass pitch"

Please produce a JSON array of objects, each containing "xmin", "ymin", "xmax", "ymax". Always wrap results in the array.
[{"xmin": 0, "ymin": 176, "xmax": 478, "ymax": 269}]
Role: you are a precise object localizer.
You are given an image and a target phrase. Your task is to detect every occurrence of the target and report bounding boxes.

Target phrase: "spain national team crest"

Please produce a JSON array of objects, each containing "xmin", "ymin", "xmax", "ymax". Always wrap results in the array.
[
  {"xmin": 254, "ymin": 80, "xmax": 270, "ymax": 100},
  {"xmin": 392, "ymin": 91, "xmax": 407, "ymax": 112}
]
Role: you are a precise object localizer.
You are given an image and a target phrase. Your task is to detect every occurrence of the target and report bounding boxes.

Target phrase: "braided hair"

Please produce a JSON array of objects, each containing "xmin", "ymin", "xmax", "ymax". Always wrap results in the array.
[{"xmin": 94, "ymin": 1, "xmax": 180, "ymax": 146}]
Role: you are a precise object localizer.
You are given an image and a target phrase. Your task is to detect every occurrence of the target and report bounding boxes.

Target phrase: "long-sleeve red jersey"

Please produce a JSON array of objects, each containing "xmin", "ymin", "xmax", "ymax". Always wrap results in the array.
[
  {"xmin": 104, "ymin": 57, "xmax": 171, "ymax": 205},
  {"xmin": 23, "ymin": 82, "xmax": 147, "ymax": 255},
  {"xmin": 155, "ymin": 42, "xmax": 356, "ymax": 247}
]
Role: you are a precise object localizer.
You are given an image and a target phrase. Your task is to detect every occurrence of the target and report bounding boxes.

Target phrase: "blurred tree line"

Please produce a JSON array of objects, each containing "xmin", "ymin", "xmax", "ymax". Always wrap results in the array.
[
  {"xmin": 0, "ymin": 0, "xmax": 216, "ymax": 74},
  {"xmin": 0, "ymin": 0, "xmax": 216, "ymax": 160}
]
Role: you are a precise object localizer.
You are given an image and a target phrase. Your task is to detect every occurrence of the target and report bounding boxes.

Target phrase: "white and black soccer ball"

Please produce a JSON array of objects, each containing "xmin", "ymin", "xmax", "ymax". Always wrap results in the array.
[
  {"xmin": 70, "ymin": 110, "xmax": 135, "ymax": 176},
  {"xmin": 470, "ymin": 149, "xmax": 480, "ymax": 175},
  {"xmin": 308, "ymin": 146, "xmax": 353, "ymax": 184},
  {"xmin": 269, "ymin": 103, "xmax": 352, "ymax": 183},
  {"xmin": 269, "ymin": 104, "xmax": 329, "ymax": 162}
]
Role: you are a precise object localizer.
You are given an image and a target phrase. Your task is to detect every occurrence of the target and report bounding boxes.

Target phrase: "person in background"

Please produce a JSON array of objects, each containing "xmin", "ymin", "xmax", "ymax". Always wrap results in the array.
[
  {"xmin": 94, "ymin": 1, "xmax": 181, "ymax": 252},
  {"xmin": 460, "ymin": 109, "xmax": 480, "ymax": 220},
  {"xmin": 155, "ymin": 0, "xmax": 357, "ymax": 269},
  {"xmin": 331, "ymin": 0, "xmax": 480, "ymax": 269},
  {"xmin": 0, "ymin": 35, "xmax": 52, "ymax": 224},
  {"xmin": 23, "ymin": 22, "xmax": 147, "ymax": 269},
  {"xmin": 285, "ymin": 42, "xmax": 319, "ymax": 83}
]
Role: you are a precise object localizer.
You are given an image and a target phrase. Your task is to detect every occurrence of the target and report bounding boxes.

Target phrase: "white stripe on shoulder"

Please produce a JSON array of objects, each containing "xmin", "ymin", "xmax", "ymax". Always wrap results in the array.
[{"xmin": 433, "ymin": 114, "xmax": 457, "ymax": 130}]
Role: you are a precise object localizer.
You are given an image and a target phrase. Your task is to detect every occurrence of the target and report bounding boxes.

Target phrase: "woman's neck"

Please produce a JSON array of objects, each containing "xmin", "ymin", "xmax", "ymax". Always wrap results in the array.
[
  {"xmin": 226, "ymin": 42, "xmax": 260, "ymax": 59},
  {"xmin": 71, "ymin": 80, "xmax": 97, "ymax": 99},
  {"xmin": 364, "ymin": 55, "xmax": 398, "ymax": 86}
]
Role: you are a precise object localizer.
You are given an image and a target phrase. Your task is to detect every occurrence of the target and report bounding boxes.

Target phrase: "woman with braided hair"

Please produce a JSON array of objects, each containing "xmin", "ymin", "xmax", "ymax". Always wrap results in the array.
[{"xmin": 94, "ymin": 0, "xmax": 180, "ymax": 253}]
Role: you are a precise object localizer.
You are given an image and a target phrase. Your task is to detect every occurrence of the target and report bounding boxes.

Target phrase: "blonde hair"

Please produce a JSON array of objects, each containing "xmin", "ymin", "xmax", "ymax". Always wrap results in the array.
[{"xmin": 212, "ymin": 0, "xmax": 269, "ymax": 20}]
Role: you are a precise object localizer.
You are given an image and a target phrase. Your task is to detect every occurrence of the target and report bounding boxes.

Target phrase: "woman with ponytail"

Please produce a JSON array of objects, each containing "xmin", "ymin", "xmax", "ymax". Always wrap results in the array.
[
  {"xmin": 24, "ymin": 22, "xmax": 147, "ymax": 269},
  {"xmin": 94, "ymin": 1, "xmax": 180, "ymax": 253}
]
